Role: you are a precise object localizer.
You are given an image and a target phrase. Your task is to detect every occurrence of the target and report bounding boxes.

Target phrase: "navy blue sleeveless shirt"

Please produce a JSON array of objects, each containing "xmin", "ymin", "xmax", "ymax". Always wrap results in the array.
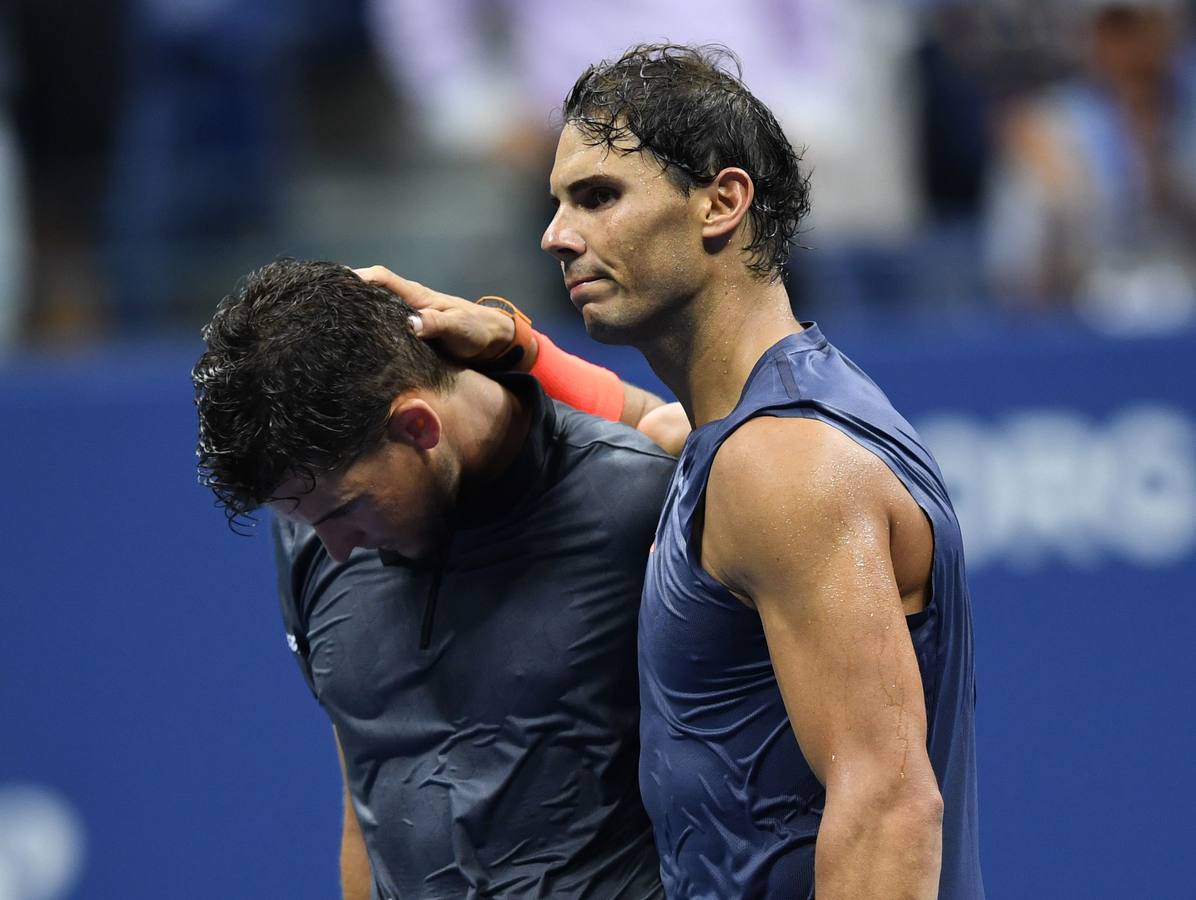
[{"xmin": 639, "ymin": 326, "xmax": 983, "ymax": 899}]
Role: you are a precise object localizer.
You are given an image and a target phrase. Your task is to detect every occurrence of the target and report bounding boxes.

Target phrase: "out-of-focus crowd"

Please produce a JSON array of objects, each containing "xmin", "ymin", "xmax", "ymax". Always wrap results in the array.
[{"xmin": 5, "ymin": 0, "xmax": 1196, "ymax": 353}]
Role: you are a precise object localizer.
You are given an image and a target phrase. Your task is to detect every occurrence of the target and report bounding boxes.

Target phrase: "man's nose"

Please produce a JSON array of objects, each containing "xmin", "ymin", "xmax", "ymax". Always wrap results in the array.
[{"xmin": 541, "ymin": 210, "xmax": 585, "ymax": 261}]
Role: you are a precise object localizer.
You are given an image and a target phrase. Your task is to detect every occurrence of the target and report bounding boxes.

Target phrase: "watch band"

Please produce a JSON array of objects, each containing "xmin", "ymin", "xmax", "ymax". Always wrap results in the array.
[{"xmin": 475, "ymin": 296, "xmax": 536, "ymax": 372}]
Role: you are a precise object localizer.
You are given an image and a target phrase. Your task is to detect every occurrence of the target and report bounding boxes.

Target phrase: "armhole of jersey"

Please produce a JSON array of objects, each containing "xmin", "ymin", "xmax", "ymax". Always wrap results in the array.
[
  {"xmin": 280, "ymin": 599, "xmax": 318, "ymax": 700},
  {"xmin": 694, "ymin": 403, "xmax": 945, "ymax": 618},
  {"xmin": 755, "ymin": 403, "xmax": 946, "ymax": 704},
  {"xmin": 274, "ymin": 521, "xmax": 320, "ymax": 700}
]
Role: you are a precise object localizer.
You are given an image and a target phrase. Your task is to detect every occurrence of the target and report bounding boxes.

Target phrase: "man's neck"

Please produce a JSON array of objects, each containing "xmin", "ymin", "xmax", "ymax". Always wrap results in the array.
[
  {"xmin": 641, "ymin": 274, "xmax": 801, "ymax": 428},
  {"xmin": 442, "ymin": 370, "xmax": 532, "ymax": 487}
]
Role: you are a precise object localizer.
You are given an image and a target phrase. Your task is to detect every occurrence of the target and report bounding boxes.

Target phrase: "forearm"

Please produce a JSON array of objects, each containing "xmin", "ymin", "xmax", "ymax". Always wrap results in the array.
[
  {"xmin": 617, "ymin": 379, "xmax": 666, "ymax": 427},
  {"xmin": 814, "ymin": 779, "xmax": 943, "ymax": 899},
  {"xmin": 351, "ymin": 269, "xmax": 668, "ymax": 426},
  {"xmin": 351, "ymin": 268, "xmax": 673, "ymax": 432},
  {"xmin": 335, "ymin": 730, "xmax": 372, "ymax": 900},
  {"xmin": 522, "ymin": 331, "xmax": 622, "ymax": 420},
  {"xmin": 340, "ymin": 793, "xmax": 372, "ymax": 900},
  {"xmin": 528, "ymin": 334, "xmax": 691, "ymax": 451}
]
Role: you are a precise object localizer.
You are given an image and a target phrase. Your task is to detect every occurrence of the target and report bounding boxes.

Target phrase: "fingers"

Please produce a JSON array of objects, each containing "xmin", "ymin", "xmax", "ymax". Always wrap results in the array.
[
  {"xmin": 353, "ymin": 265, "xmax": 414, "ymax": 294},
  {"xmin": 407, "ymin": 307, "xmax": 448, "ymax": 338},
  {"xmin": 351, "ymin": 265, "xmax": 514, "ymax": 361},
  {"xmin": 353, "ymin": 265, "xmax": 469, "ymax": 312},
  {"xmin": 353, "ymin": 265, "xmax": 434, "ymax": 308}
]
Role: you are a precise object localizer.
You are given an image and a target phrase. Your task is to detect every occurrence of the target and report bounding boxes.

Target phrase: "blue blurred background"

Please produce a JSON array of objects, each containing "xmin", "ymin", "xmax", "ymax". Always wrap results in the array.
[{"xmin": 3, "ymin": 1, "xmax": 1195, "ymax": 897}]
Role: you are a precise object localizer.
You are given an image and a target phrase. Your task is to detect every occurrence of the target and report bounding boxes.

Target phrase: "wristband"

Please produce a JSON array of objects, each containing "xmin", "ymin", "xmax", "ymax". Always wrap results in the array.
[
  {"xmin": 475, "ymin": 296, "xmax": 536, "ymax": 372},
  {"xmin": 529, "ymin": 332, "xmax": 624, "ymax": 422}
]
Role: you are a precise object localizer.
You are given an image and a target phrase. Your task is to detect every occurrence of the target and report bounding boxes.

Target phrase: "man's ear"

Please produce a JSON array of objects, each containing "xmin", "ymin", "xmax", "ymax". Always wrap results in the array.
[
  {"xmin": 699, "ymin": 167, "xmax": 754, "ymax": 242},
  {"xmin": 385, "ymin": 398, "xmax": 442, "ymax": 451}
]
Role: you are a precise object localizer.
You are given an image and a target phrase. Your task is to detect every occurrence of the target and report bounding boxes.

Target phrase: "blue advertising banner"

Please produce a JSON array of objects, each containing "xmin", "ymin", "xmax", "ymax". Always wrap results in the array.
[
  {"xmin": 847, "ymin": 324, "xmax": 1196, "ymax": 900},
  {"xmin": 2, "ymin": 320, "xmax": 1192, "ymax": 899}
]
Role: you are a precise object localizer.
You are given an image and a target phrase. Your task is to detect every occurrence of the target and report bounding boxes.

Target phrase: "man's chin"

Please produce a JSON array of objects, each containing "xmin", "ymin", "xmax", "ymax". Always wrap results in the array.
[
  {"xmin": 581, "ymin": 306, "xmax": 635, "ymax": 346},
  {"xmin": 378, "ymin": 539, "xmax": 438, "ymax": 566}
]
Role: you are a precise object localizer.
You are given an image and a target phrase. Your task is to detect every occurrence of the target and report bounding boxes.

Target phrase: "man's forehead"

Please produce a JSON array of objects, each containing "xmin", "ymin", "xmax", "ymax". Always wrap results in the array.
[
  {"xmin": 267, "ymin": 473, "xmax": 333, "ymax": 523},
  {"xmin": 550, "ymin": 124, "xmax": 649, "ymax": 186},
  {"xmin": 266, "ymin": 491, "xmax": 312, "ymax": 523}
]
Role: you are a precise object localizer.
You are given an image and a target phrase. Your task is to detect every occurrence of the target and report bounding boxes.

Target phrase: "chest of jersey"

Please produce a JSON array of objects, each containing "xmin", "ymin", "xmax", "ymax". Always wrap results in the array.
[{"xmin": 308, "ymin": 498, "xmax": 644, "ymax": 732}]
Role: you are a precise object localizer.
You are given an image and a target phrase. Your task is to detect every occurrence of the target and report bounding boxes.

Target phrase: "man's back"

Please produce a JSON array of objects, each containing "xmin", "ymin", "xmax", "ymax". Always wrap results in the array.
[{"xmin": 275, "ymin": 379, "xmax": 673, "ymax": 899}]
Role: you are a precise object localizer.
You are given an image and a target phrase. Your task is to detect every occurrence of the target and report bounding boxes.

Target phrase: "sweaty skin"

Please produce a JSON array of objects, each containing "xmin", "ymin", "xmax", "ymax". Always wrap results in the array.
[
  {"xmin": 701, "ymin": 418, "xmax": 942, "ymax": 899},
  {"xmin": 539, "ymin": 123, "xmax": 946, "ymax": 898},
  {"xmin": 354, "ymin": 265, "xmax": 689, "ymax": 454},
  {"xmin": 336, "ymin": 732, "xmax": 371, "ymax": 900},
  {"xmin": 348, "ymin": 114, "xmax": 951, "ymax": 895}
]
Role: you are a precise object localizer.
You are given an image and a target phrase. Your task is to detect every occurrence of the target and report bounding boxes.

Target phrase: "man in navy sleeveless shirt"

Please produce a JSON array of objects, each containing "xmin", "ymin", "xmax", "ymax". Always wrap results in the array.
[{"xmin": 531, "ymin": 45, "xmax": 984, "ymax": 898}]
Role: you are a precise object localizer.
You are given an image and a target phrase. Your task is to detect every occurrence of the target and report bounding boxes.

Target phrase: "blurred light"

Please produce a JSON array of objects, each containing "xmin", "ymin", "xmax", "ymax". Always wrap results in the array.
[{"xmin": 0, "ymin": 786, "xmax": 86, "ymax": 900}]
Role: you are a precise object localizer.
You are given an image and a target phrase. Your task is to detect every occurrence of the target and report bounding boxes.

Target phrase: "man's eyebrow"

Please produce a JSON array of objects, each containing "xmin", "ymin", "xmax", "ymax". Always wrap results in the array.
[
  {"xmin": 550, "ymin": 175, "xmax": 616, "ymax": 201},
  {"xmin": 312, "ymin": 496, "xmax": 357, "ymax": 527}
]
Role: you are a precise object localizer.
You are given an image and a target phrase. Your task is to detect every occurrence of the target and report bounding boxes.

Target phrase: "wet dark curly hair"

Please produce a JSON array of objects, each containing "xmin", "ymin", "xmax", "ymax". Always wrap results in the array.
[
  {"xmin": 563, "ymin": 43, "xmax": 811, "ymax": 280},
  {"xmin": 193, "ymin": 259, "xmax": 456, "ymax": 526}
]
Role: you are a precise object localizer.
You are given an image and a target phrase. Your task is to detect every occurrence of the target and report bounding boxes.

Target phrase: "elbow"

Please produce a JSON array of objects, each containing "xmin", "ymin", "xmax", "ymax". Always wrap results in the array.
[
  {"xmin": 819, "ymin": 767, "xmax": 944, "ymax": 892},
  {"xmin": 882, "ymin": 775, "xmax": 944, "ymax": 885},
  {"xmin": 882, "ymin": 769, "xmax": 944, "ymax": 845},
  {"xmin": 924, "ymin": 782, "xmax": 945, "ymax": 825},
  {"xmin": 906, "ymin": 779, "xmax": 945, "ymax": 842},
  {"xmin": 890, "ymin": 781, "xmax": 944, "ymax": 898},
  {"xmin": 836, "ymin": 761, "xmax": 943, "ymax": 828},
  {"xmin": 868, "ymin": 773, "xmax": 943, "ymax": 844},
  {"xmin": 900, "ymin": 766, "xmax": 944, "ymax": 821},
  {"xmin": 635, "ymin": 401, "xmax": 692, "ymax": 455}
]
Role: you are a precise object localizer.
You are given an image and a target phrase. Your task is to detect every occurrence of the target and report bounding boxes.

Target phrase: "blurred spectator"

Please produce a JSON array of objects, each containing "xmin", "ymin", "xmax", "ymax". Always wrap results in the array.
[
  {"xmin": 984, "ymin": 0, "xmax": 1196, "ymax": 332},
  {"xmin": 101, "ymin": 0, "xmax": 325, "ymax": 334},
  {"xmin": 0, "ymin": 7, "xmax": 27, "ymax": 352},
  {"xmin": 35, "ymin": 0, "xmax": 1188, "ymax": 345},
  {"xmin": 898, "ymin": 4, "xmax": 998, "ymax": 319},
  {"xmin": 365, "ymin": 0, "xmax": 922, "ymax": 317},
  {"xmin": 12, "ymin": 0, "xmax": 125, "ymax": 348}
]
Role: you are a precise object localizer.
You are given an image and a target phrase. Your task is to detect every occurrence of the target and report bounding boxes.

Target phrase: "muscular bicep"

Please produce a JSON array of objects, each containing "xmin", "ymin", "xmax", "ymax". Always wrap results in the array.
[{"xmin": 702, "ymin": 417, "xmax": 930, "ymax": 791}]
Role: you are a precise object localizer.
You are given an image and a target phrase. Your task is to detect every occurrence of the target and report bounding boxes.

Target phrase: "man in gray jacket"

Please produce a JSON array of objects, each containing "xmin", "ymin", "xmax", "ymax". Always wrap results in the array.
[{"xmin": 194, "ymin": 259, "xmax": 674, "ymax": 899}]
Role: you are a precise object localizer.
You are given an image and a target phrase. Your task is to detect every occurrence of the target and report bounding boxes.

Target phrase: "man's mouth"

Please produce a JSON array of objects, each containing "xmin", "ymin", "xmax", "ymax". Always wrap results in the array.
[
  {"xmin": 565, "ymin": 274, "xmax": 605, "ymax": 292},
  {"xmin": 566, "ymin": 275, "xmax": 612, "ymax": 304}
]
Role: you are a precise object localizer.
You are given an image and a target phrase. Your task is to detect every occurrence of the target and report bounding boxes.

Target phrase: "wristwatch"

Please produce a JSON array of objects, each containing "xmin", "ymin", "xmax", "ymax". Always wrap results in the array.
[{"xmin": 475, "ymin": 296, "xmax": 537, "ymax": 372}]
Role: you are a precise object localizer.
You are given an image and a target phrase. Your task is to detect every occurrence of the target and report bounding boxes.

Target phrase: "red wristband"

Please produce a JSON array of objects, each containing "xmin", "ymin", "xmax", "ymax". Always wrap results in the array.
[{"xmin": 529, "ymin": 332, "xmax": 624, "ymax": 421}]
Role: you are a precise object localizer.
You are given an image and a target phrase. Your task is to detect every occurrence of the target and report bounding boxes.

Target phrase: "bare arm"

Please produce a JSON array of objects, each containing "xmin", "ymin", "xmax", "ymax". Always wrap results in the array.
[
  {"xmin": 353, "ymin": 266, "xmax": 682, "ymax": 441},
  {"xmin": 702, "ymin": 417, "xmax": 943, "ymax": 899},
  {"xmin": 633, "ymin": 401, "xmax": 691, "ymax": 456},
  {"xmin": 335, "ymin": 730, "xmax": 372, "ymax": 900}
]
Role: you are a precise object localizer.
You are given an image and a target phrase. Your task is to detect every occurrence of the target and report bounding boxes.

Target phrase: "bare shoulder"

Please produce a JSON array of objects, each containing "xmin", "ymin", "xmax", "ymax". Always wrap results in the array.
[
  {"xmin": 703, "ymin": 415, "xmax": 907, "ymax": 598},
  {"xmin": 708, "ymin": 415, "xmax": 898, "ymax": 518}
]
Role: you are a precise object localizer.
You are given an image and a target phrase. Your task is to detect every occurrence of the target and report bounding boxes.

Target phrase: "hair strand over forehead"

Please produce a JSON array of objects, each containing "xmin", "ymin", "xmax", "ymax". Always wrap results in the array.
[
  {"xmin": 192, "ymin": 259, "xmax": 456, "ymax": 528},
  {"xmin": 562, "ymin": 43, "xmax": 811, "ymax": 279}
]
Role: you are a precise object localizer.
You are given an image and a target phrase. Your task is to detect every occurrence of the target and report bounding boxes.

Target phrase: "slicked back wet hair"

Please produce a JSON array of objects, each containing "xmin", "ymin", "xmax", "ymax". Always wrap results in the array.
[
  {"xmin": 563, "ymin": 43, "xmax": 811, "ymax": 280},
  {"xmin": 193, "ymin": 259, "xmax": 456, "ymax": 526}
]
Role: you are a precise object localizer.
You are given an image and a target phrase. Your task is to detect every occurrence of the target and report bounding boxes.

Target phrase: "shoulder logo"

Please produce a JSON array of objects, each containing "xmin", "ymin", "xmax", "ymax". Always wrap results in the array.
[{"xmin": 285, "ymin": 632, "xmax": 299, "ymax": 653}]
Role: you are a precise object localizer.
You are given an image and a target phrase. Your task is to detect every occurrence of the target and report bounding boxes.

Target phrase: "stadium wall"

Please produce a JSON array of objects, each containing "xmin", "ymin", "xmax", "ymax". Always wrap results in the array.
[{"xmin": 2, "ymin": 320, "xmax": 1192, "ymax": 899}]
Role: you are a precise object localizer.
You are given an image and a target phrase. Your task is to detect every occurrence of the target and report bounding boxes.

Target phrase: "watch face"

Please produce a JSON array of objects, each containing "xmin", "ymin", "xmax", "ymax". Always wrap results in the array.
[{"xmin": 478, "ymin": 297, "xmax": 529, "ymax": 325}]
